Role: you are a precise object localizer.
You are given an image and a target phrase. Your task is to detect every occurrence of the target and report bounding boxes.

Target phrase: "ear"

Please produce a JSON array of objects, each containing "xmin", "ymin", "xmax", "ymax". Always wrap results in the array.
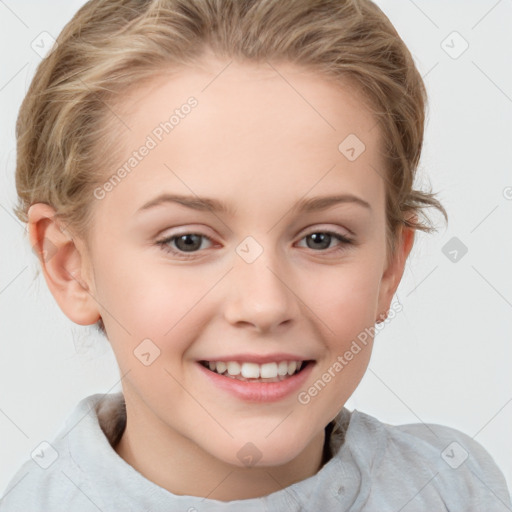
[
  {"xmin": 376, "ymin": 219, "xmax": 416, "ymax": 323},
  {"xmin": 27, "ymin": 203, "xmax": 101, "ymax": 326}
]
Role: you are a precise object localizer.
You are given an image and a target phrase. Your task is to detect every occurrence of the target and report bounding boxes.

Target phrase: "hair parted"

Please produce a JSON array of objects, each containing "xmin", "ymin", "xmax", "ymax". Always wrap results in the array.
[{"xmin": 14, "ymin": 0, "xmax": 448, "ymax": 335}]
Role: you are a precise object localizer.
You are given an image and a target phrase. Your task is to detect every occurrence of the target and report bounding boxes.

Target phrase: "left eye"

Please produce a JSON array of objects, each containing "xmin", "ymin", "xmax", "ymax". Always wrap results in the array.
[
  {"xmin": 297, "ymin": 231, "xmax": 353, "ymax": 251},
  {"xmin": 156, "ymin": 230, "xmax": 354, "ymax": 259}
]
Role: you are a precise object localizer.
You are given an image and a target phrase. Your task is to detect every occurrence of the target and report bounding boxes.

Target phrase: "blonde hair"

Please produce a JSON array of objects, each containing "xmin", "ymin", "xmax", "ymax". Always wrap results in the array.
[{"xmin": 14, "ymin": 0, "xmax": 447, "ymax": 335}]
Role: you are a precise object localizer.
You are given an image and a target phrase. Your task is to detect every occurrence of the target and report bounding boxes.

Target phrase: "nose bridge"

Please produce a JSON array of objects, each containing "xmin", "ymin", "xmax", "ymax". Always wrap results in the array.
[{"xmin": 223, "ymin": 235, "xmax": 298, "ymax": 331}]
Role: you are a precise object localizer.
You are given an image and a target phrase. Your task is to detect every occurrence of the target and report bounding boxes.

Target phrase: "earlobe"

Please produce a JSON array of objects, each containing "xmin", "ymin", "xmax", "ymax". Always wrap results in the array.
[{"xmin": 27, "ymin": 203, "xmax": 101, "ymax": 326}]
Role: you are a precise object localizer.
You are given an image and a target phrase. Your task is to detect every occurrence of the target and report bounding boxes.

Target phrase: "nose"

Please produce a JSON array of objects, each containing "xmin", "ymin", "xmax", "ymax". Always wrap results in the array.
[{"xmin": 223, "ymin": 247, "xmax": 299, "ymax": 334}]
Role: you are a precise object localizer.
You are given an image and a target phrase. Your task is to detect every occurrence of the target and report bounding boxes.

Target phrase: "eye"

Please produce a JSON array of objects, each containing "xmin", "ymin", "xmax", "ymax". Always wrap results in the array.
[
  {"xmin": 296, "ymin": 230, "xmax": 354, "ymax": 253},
  {"xmin": 156, "ymin": 232, "xmax": 213, "ymax": 259},
  {"xmin": 156, "ymin": 228, "xmax": 354, "ymax": 260}
]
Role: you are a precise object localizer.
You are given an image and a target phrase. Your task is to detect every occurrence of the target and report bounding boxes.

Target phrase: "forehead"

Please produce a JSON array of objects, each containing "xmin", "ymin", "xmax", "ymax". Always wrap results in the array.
[
  {"xmin": 117, "ymin": 58, "xmax": 378, "ymax": 139},
  {"xmin": 98, "ymin": 58, "xmax": 385, "ymax": 223}
]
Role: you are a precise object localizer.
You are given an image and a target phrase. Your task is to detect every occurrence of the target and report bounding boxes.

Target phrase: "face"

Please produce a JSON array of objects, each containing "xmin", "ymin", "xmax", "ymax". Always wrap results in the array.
[{"xmin": 62, "ymin": 58, "xmax": 407, "ymax": 469}]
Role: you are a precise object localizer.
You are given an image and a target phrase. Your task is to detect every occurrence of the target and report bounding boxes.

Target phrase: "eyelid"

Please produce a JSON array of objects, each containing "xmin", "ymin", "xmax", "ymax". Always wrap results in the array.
[
  {"xmin": 156, "ymin": 224, "xmax": 215, "ymax": 240},
  {"xmin": 300, "ymin": 223, "xmax": 353, "ymax": 238}
]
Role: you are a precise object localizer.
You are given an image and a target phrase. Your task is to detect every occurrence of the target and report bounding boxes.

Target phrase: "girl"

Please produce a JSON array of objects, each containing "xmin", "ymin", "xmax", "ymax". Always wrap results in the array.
[{"xmin": 2, "ymin": 0, "xmax": 510, "ymax": 510}]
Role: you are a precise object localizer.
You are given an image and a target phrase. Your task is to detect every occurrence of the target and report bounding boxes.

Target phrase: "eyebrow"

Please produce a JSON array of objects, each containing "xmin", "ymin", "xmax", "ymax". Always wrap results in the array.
[{"xmin": 135, "ymin": 193, "xmax": 372, "ymax": 216}]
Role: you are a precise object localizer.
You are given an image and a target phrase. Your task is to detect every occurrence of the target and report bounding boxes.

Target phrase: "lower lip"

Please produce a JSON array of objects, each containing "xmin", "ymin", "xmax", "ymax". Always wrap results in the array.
[{"xmin": 196, "ymin": 361, "xmax": 315, "ymax": 402}]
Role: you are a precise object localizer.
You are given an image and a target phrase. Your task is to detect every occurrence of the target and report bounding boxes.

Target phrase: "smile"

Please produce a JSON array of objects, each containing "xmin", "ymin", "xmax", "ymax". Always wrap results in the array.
[{"xmin": 197, "ymin": 358, "xmax": 315, "ymax": 402}]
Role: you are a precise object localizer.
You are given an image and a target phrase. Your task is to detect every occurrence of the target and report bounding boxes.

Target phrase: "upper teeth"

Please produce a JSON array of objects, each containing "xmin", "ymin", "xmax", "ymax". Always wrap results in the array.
[{"xmin": 206, "ymin": 360, "xmax": 303, "ymax": 379}]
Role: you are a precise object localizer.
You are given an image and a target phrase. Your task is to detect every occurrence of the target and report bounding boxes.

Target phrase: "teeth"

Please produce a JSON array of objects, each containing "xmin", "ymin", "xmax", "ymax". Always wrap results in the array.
[
  {"xmin": 202, "ymin": 359, "xmax": 306, "ymax": 380},
  {"xmin": 227, "ymin": 361, "xmax": 240, "ymax": 375},
  {"xmin": 241, "ymin": 362, "xmax": 260, "ymax": 378},
  {"xmin": 259, "ymin": 362, "xmax": 276, "ymax": 379},
  {"xmin": 277, "ymin": 361, "xmax": 288, "ymax": 376}
]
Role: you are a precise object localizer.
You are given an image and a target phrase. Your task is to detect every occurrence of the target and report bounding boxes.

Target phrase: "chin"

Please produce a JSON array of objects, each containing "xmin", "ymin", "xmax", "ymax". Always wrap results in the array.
[{"xmin": 209, "ymin": 434, "xmax": 310, "ymax": 469}]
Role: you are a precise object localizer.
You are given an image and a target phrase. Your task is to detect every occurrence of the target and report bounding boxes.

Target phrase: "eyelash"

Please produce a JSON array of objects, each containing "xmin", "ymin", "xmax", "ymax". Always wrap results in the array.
[{"xmin": 155, "ymin": 230, "xmax": 354, "ymax": 260}]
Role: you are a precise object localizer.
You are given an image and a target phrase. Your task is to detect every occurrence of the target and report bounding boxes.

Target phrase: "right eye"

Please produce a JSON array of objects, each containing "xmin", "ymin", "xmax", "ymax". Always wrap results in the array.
[{"xmin": 156, "ymin": 232, "xmax": 214, "ymax": 259}]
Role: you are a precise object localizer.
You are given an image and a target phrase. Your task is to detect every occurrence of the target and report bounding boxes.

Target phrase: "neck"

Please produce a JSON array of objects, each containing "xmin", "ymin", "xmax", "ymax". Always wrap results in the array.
[{"xmin": 113, "ymin": 394, "xmax": 328, "ymax": 501}]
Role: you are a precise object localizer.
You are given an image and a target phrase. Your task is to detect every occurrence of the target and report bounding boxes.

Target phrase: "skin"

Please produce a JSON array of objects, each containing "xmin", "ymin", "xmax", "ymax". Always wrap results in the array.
[{"xmin": 28, "ymin": 57, "xmax": 414, "ymax": 501}]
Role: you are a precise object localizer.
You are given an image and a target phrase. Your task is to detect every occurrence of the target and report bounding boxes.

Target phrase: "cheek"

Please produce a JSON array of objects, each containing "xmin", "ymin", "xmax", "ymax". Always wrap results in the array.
[
  {"xmin": 297, "ymin": 256, "xmax": 383, "ymax": 410},
  {"xmin": 92, "ymin": 248, "xmax": 205, "ymax": 355},
  {"xmin": 307, "ymin": 256, "xmax": 384, "ymax": 339}
]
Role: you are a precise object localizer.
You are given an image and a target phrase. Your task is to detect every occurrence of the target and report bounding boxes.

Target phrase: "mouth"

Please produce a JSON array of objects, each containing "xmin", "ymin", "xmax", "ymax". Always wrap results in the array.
[{"xmin": 198, "ymin": 359, "xmax": 315, "ymax": 383}]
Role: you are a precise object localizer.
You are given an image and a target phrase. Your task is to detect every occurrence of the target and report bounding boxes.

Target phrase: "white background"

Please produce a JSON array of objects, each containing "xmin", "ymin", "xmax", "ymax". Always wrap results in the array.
[{"xmin": 1, "ymin": 0, "xmax": 511, "ymax": 501}]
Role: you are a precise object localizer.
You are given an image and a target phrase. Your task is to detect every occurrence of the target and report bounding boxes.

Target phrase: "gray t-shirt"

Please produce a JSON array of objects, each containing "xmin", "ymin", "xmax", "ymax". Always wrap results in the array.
[{"xmin": 1, "ymin": 392, "xmax": 510, "ymax": 511}]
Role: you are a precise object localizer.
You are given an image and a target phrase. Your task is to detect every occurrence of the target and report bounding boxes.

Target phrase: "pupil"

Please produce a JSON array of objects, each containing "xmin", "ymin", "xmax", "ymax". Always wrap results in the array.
[
  {"xmin": 308, "ymin": 233, "xmax": 330, "ymax": 250},
  {"xmin": 177, "ymin": 234, "xmax": 201, "ymax": 252}
]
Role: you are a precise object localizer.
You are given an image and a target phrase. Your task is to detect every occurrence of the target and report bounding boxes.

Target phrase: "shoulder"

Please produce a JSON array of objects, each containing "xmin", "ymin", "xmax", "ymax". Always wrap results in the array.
[
  {"xmin": 0, "ymin": 455, "xmax": 93, "ymax": 512},
  {"xmin": 345, "ymin": 410, "xmax": 512, "ymax": 511},
  {"xmin": 0, "ymin": 393, "xmax": 116, "ymax": 512}
]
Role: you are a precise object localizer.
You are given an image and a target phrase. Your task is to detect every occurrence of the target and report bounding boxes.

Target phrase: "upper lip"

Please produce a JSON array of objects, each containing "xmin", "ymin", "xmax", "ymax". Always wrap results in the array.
[{"xmin": 198, "ymin": 353, "xmax": 314, "ymax": 364}]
